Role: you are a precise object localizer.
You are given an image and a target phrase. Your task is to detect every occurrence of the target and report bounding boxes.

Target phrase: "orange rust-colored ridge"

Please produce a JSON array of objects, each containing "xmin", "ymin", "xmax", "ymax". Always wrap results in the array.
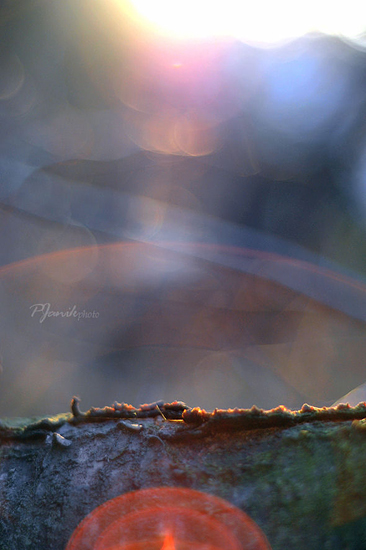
[
  {"xmin": 70, "ymin": 397, "xmax": 366, "ymax": 430},
  {"xmin": 2, "ymin": 400, "xmax": 366, "ymax": 442}
]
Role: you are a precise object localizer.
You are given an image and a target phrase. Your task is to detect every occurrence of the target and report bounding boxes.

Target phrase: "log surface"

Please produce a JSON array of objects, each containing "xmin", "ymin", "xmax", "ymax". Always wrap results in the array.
[{"xmin": 1, "ymin": 400, "xmax": 366, "ymax": 549}]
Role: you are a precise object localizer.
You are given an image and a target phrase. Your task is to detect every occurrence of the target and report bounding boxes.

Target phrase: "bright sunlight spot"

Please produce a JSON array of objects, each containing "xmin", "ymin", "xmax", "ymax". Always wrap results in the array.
[
  {"xmin": 161, "ymin": 533, "xmax": 176, "ymax": 550},
  {"xmin": 126, "ymin": 0, "xmax": 366, "ymax": 44}
]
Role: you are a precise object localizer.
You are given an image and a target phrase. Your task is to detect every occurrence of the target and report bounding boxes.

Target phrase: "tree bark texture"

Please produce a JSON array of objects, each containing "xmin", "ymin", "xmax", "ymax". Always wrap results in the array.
[{"xmin": 1, "ymin": 400, "xmax": 366, "ymax": 549}]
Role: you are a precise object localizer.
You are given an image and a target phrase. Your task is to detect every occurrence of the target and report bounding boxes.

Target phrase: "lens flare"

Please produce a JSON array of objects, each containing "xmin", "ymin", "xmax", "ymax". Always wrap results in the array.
[
  {"xmin": 161, "ymin": 533, "xmax": 175, "ymax": 550},
  {"xmin": 124, "ymin": 0, "xmax": 366, "ymax": 44},
  {"xmin": 2, "ymin": 240, "xmax": 366, "ymax": 415},
  {"xmin": 65, "ymin": 487, "xmax": 271, "ymax": 550}
]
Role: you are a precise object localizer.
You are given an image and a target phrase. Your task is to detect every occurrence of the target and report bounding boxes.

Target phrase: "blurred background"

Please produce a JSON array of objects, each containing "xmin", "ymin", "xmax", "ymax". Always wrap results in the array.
[{"xmin": 1, "ymin": 0, "xmax": 366, "ymax": 416}]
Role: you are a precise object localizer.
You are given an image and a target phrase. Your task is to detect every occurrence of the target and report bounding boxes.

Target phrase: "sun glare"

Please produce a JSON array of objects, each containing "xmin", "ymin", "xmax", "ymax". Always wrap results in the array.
[
  {"xmin": 161, "ymin": 533, "xmax": 176, "ymax": 550},
  {"xmin": 125, "ymin": 0, "xmax": 366, "ymax": 44}
]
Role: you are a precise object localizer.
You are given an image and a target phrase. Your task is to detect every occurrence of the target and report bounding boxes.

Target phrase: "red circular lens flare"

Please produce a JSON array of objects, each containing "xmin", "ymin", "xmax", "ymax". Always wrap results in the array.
[
  {"xmin": 94, "ymin": 506, "xmax": 241, "ymax": 550},
  {"xmin": 65, "ymin": 487, "xmax": 271, "ymax": 550}
]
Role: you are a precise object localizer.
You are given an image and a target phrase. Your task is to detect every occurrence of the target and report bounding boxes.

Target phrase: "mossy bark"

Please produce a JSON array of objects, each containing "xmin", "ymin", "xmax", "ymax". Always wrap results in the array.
[{"xmin": 1, "ymin": 405, "xmax": 366, "ymax": 549}]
